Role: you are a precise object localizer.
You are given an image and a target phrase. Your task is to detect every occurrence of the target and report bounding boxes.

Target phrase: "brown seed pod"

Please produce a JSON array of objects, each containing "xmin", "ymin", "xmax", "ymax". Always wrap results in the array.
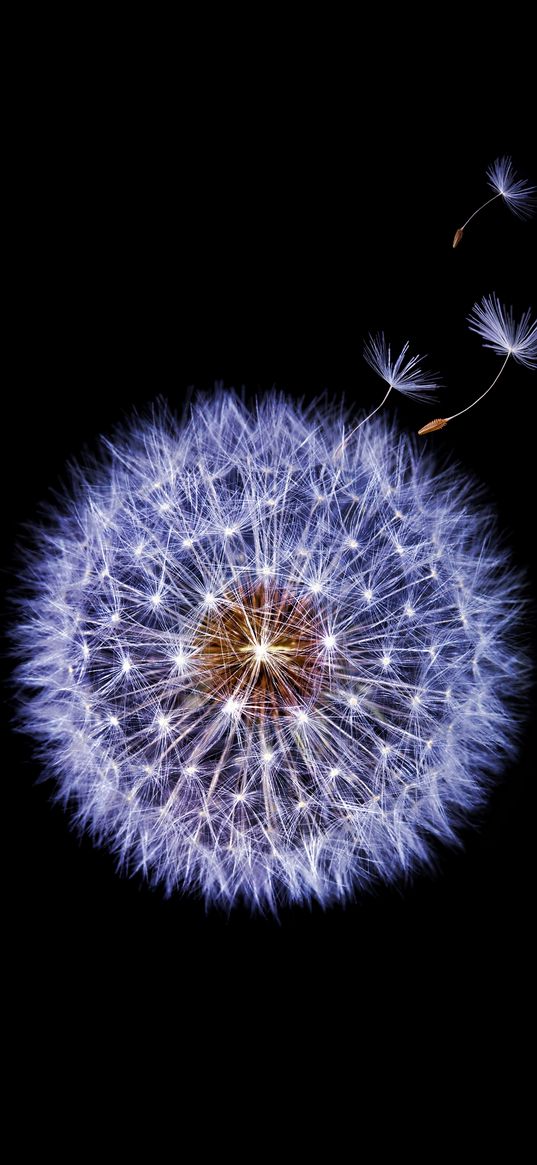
[
  {"xmin": 418, "ymin": 418, "xmax": 449, "ymax": 436},
  {"xmin": 452, "ymin": 227, "xmax": 464, "ymax": 248}
]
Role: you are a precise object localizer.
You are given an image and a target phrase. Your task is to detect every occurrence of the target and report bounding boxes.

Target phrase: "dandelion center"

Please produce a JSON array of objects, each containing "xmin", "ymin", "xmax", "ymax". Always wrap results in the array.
[{"xmin": 198, "ymin": 583, "xmax": 322, "ymax": 714}]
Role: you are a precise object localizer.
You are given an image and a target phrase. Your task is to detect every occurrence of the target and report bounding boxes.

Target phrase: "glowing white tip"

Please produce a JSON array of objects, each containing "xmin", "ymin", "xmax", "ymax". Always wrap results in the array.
[
  {"xmin": 254, "ymin": 643, "xmax": 270, "ymax": 663},
  {"xmin": 224, "ymin": 698, "xmax": 241, "ymax": 716},
  {"xmin": 323, "ymin": 634, "xmax": 336, "ymax": 649}
]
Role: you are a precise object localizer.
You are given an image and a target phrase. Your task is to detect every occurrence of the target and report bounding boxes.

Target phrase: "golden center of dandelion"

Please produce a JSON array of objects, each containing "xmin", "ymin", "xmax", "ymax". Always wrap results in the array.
[{"xmin": 198, "ymin": 584, "xmax": 323, "ymax": 715}]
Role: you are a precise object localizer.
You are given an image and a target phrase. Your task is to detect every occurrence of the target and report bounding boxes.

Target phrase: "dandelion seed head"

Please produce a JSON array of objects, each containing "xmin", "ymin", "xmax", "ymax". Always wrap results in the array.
[{"xmin": 14, "ymin": 392, "xmax": 527, "ymax": 909}]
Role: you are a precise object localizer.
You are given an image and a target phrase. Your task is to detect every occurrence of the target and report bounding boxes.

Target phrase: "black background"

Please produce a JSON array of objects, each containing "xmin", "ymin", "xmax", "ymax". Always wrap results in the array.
[{"xmin": 5, "ymin": 90, "xmax": 535, "ymax": 1009}]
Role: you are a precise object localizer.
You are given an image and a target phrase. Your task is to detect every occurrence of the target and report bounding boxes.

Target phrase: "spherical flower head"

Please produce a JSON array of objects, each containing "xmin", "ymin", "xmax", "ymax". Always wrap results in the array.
[
  {"xmin": 468, "ymin": 294, "xmax": 537, "ymax": 369},
  {"xmin": 15, "ymin": 392, "xmax": 526, "ymax": 910},
  {"xmin": 364, "ymin": 334, "xmax": 439, "ymax": 400},
  {"xmin": 486, "ymin": 156, "xmax": 536, "ymax": 220}
]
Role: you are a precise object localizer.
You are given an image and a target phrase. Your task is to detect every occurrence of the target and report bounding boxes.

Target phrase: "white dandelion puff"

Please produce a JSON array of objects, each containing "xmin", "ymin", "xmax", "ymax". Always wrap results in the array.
[
  {"xmin": 14, "ymin": 391, "xmax": 527, "ymax": 910},
  {"xmin": 486, "ymin": 156, "xmax": 537, "ymax": 221},
  {"xmin": 467, "ymin": 294, "xmax": 537, "ymax": 369},
  {"xmin": 363, "ymin": 334, "xmax": 439, "ymax": 401}
]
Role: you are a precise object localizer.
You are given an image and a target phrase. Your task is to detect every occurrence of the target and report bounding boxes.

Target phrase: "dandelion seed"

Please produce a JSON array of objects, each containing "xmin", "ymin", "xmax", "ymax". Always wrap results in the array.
[
  {"xmin": 418, "ymin": 418, "xmax": 448, "ymax": 436},
  {"xmin": 452, "ymin": 155, "xmax": 536, "ymax": 246},
  {"xmin": 337, "ymin": 335, "xmax": 438, "ymax": 454},
  {"xmin": 419, "ymin": 295, "xmax": 537, "ymax": 435}
]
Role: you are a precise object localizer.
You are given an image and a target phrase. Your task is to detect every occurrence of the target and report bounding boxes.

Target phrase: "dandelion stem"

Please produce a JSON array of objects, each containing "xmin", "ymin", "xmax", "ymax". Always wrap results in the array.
[
  {"xmin": 336, "ymin": 386, "xmax": 392, "ymax": 455},
  {"xmin": 460, "ymin": 192, "xmax": 502, "ymax": 231},
  {"xmin": 445, "ymin": 353, "xmax": 511, "ymax": 422}
]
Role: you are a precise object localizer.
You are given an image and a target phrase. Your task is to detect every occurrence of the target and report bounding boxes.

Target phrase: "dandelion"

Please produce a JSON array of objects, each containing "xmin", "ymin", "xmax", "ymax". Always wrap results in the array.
[
  {"xmin": 419, "ymin": 295, "xmax": 537, "ymax": 435},
  {"xmin": 15, "ymin": 392, "xmax": 526, "ymax": 909},
  {"xmin": 452, "ymin": 155, "xmax": 536, "ymax": 247},
  {"xmin": 337, "ymin": 335, "xmax": 438, "ymax": 454}
]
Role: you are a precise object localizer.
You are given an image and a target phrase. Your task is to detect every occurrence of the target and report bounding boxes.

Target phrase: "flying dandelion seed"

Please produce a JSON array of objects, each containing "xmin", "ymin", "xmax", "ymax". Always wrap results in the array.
[
  {"xmin": 452, "ymin": 155, "xmax": 536, "ymax": 247},
  {"xmin": 15, "ymin": 392, "xmax": 526, "ymax": 909},
  {"xmin": 337, "ymin": 335, "xmax": 438, "ymax": 454},
  {"xmin": 419, "ymin": 296, "xmax": 537, "ymax": 435}
]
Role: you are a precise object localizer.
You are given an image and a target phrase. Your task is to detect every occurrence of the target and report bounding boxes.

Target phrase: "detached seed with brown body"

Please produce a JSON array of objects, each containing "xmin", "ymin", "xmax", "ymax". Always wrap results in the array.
[{"xmin": 418, "ymin": 418, "xmax": 449, "ymax": 435}]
